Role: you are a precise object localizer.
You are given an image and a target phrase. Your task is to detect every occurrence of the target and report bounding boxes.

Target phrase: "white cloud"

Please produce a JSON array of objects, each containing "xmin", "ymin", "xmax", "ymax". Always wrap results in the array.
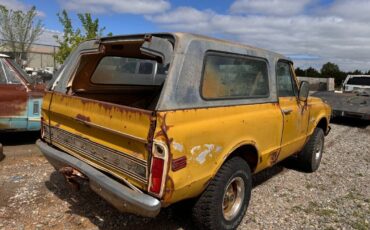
[
  {"xmin": 59, "ymin": 0, "xmax": 170, "ymax": 14},
  {"xmin": 326, "ymin": 0, "xmax": 370, "ymax": 22},
  {"xmin": 0, "ymin": 0, "xmax": 45, "ymax": 17},
  {"xmin": 36, "ymin": 29, "xmax": 61, "ymax": 46},
  {"xmin": 147, "ymin": 1, "xmax": 370, "ymax": 71},
  {"xmin": 230, "ymin": 0, "xmax": 311, "ymax": 16}
]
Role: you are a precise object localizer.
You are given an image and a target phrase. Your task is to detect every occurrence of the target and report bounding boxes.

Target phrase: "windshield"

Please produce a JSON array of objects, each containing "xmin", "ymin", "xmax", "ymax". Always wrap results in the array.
[
  {"xmin": 347, "ymin": 77, "xmax": 370, "ymax": 86},
  {"xmin": 7, "ymin": 59, "xmax": 35, "ymax": 83}
]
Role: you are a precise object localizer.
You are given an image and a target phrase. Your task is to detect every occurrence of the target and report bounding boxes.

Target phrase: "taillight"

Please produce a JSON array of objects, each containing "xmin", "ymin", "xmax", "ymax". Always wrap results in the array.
[
  {"xmin": 149, "ymin": 142, "xmax": 168, "ymax": 196},
  {"xmin": 150, "ymin": 157, "xmax": 164, "ymax": 194}
]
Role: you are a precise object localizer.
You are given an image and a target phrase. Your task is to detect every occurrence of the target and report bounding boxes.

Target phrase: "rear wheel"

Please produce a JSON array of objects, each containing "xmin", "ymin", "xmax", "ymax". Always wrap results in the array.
[
  {"xmin": 192, "ymin": 157, "xmax": 252, "ymax": 230},
  {"xmin": 298, "ymin": 128, "xmax": 325, "ymax": 172}
]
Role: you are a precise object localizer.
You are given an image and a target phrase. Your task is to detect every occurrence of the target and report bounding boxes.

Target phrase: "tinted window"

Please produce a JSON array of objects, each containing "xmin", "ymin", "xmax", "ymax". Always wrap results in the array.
[
  {"xmin": 347, "ymin": 77, "xmax": 370, "ymax": 86},
  {"xmin": 276, "ymin": 62, "xmax": 297, "ymax": 97},
  {"xmin": 91, "ymin": 56, "xmax": 167, "ymax": 85},
  {"xmin": 202, "ymin": 54, "xmax": 269, "ymax": 99}
]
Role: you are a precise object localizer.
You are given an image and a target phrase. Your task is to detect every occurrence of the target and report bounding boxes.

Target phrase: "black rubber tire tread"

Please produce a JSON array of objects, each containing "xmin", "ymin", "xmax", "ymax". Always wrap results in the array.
[
  {"xmin": 192, "ymin": 156, "xmax": 252, "ymax": 230},
  {"xmin": 298, "ymin": 128, "xmax": 325, "ymax": 172}
]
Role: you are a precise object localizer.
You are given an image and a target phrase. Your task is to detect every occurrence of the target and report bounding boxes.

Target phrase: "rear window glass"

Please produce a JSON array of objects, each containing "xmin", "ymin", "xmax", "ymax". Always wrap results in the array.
[
  {"xmin": 201, "ymin": 53, "xmax": 269, "ymax": 99},
  {"xmin": 91, "ymin": 56, "xmax": 168, "ymax": 85},
  {"xmin": 347, "ymin": 77, "xmax": 370, "ymax": 86}
]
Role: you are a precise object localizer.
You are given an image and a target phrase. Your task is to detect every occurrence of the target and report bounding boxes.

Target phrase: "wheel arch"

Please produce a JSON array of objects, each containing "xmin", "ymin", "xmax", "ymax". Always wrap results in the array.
[
  {"xmin": 316, "ymin": 117, "xmax": 329, "ymax": 134},
  {"xmin": 224, "ymin": 143, "xmax": 259, "ymax": 173}
]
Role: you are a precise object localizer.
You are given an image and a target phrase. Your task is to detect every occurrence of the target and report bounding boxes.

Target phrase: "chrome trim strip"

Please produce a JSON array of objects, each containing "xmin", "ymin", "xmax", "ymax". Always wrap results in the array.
[
  {"xmin": 49, "ymin": 126, "xmax": 148, "ymax": 184},
  {"xmin": 75, "ymin": 117, "xmax": 148, "ymax": 144}
]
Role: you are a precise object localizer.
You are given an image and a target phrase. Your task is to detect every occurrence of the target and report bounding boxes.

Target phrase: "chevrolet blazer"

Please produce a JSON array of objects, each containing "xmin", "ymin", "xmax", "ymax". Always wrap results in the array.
[{"xmin": 37, "ymin": 33, "xmax": 331, "ymax": 230}]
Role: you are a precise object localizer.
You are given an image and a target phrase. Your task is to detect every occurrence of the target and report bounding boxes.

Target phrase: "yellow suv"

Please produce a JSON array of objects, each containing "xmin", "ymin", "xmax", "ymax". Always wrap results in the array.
[{"xmin": 37, "ymin": 33, "xmax": 331, "ymax": 230}]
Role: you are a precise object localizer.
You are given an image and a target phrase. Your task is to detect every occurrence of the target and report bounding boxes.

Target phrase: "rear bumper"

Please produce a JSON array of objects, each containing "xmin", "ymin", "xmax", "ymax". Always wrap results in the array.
[{"xmin": 36, "ymin": 139, "xmax": 161, "ymax": 217}]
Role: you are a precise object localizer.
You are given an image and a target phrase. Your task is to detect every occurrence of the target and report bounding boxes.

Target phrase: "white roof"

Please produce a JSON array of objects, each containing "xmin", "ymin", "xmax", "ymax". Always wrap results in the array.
[{"xmin": 0, "ymin": 53, "xmax": 10, "ymax": 58}]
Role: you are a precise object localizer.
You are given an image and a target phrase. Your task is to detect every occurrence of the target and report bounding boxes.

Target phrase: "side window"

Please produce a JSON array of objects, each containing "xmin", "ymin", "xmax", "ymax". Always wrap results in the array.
[
  {"xmin": 201, "ymin": 53, "xmax": 269, "ymax": 99},
  {"xmin": 276, "ymin": 61, "xmax": 297, "ymax": 97}
]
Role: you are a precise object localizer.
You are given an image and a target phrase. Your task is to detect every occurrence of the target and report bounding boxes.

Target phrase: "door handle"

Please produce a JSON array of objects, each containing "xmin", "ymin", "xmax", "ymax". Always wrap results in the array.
[{"xmin": 282, "ymin": 108, "xmax": 293, "ymax": 115}]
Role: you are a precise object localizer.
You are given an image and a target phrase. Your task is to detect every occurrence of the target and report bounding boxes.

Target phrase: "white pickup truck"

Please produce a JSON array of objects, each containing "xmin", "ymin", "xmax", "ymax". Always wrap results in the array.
[
  {"xmin": 313, "ymin": 75, "xmax": 370, "ymax": 120},
  {"xmin": 342, "ymin": 75, "xmax": 370, "ymax": 92}
]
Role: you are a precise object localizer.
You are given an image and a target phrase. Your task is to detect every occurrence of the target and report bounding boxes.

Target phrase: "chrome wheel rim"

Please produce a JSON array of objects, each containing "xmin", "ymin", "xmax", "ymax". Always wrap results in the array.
[
  {"xmin": 315, "ymin": 137, "xmax": 323, "ymax": 161},
  {"xmin": 222, "ymin": 177, "xmax": 245, "ymax": 221}
]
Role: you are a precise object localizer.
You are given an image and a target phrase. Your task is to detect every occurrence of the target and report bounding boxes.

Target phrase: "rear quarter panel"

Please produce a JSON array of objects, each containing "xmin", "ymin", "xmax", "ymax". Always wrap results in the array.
[{"xmin": 156, "ymin": 103, "xmax": 283, "ymax": 205}]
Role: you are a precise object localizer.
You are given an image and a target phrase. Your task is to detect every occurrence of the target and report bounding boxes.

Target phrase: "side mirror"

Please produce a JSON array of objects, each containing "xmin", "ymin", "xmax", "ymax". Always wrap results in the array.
[{"xmin": 299, "ymin": 81, "xmax": 309, "ymax": 102}]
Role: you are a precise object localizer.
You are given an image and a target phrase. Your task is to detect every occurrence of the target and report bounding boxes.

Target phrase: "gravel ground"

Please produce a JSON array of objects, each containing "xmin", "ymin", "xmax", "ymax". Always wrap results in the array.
[{"xmin": 0, "ymin": 119, "xmax": 369, "ymax": 230}]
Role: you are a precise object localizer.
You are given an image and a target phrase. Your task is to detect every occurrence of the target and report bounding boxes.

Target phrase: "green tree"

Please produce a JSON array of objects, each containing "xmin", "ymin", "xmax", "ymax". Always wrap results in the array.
[
  {"xmin": 0, "ymin": 5, "xmax": 43, "ymax": 63},
  {"xmin": 320, "ymin": 62, "xmax": 340, "ymax": 77},
  {"xmin": 348, "ymin": 69, "xmax": 363, "ymax": 75},
  {"xmin": 305, "ymin": 67, "xmax": 321, "ymax": 77},
  {"xmin": 295, "ymin": 67, "xmax": 305, "ymax": 76},
  {"xmin": 54, "ymin": 10, "xmax": 109, "ymax": 64},
  {"xmin": 320, "ymin": 62, "xmax": 346, "ymax": 86}
]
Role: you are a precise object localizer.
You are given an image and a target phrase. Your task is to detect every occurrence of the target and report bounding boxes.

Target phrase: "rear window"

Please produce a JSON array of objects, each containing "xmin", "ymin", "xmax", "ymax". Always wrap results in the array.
[
  {"xmin": 201, "ymin": 53, "xmax": 269, "ymax": 99},
  {"xmin": 347, "ymin": 77, "xmax": 370, "ymax": 86},
  {"xmin": 91, "ymin": 56, "xmax": 168, "ymax": 86}
]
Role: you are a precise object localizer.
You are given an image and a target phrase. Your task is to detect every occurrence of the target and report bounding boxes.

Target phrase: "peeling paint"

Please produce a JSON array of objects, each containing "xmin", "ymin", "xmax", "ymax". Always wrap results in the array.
[
  {"xmin": 190, "ymin": 144, "xmax": 223, "ymax": 165},
  {"xmin": 172, "ymin": 141, "xmax": 184, "ymax": 152},
  {"xmin": 190, "ymin": 146, "xmax": 201, "ymax": 155},
  {"xmin": 195, "ymin": 144, "xmax": 215, "ymax": 165}
]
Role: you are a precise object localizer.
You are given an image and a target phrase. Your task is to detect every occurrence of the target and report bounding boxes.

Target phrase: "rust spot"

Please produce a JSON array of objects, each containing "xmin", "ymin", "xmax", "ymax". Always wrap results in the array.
[
  {"xmin": 0, "ymin": 85, "xmax": 28, "ymax": 117},
  {"xmin": 146, "ymin": 114, "xmax": 157, "ymax": 155},
  {"xmin": 161, "ymin": 176, "xmax": 174, "ymax": 205},
  {"xmin": 59, "ymin": 166, "xmax": 87, "ymax": 191},
  {"xmin": 76, "ymin": 114, "xmax": 91, "ymax": 122},
  {"xmin": 54, "ymin": 91, "xmax": 153, "ymax": 118},
  {"xmin": 269, "ymin": 151, "xmax": 280, "ymax": 164},
  {"xmin": 154, "ymin": 113, "xmax": 174, "ymax": 149}
]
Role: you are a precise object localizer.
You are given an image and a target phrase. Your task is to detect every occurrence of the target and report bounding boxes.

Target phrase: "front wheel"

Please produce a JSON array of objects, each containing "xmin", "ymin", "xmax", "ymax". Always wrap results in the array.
[
  {"xmin": 192, "ymin": 157, "xmax": 252, "ymax": 230},
  {"xmin": 297, "ymin": 128, "xmax": 325, "ymax": 172}
]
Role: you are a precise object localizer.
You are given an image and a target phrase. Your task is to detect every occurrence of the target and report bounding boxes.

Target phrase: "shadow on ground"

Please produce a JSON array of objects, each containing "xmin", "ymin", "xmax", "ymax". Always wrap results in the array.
[
  {"xmin": 44, "ymin": 162, "xmax": 292, "ymax": 229},
  {"xmin": 331, "ymin": 117, "xmax": 370, "ymax": 128},
  {"xmin": 45, "ymin": 171, "xmax": 196, "ymax": 230},
  {"xmin": 0, "ymin": 131, "xmax": 40, "ymax": 146}
]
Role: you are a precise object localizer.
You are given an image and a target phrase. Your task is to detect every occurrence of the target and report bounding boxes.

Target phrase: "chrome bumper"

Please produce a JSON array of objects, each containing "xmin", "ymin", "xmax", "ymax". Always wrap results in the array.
[{"xmin": 36, "ymin": 139, "xmax": 161, "ymax": 217}]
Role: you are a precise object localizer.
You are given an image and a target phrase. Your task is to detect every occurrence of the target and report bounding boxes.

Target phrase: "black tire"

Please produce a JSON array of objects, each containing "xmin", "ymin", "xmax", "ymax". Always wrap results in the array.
[
  {"xmin": 192, "ymin": 157, "xmax": 252, "ymax": 230},
  {"xmin": 298, "ymin": 128, "xmax": 325, "ymax": 172}
]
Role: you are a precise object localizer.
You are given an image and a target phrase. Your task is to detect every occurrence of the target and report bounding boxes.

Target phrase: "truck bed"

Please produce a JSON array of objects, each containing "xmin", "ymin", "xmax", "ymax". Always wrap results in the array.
[{"xmin": 312, "ymin": 91, "xmax": 370, "ymax": 120}]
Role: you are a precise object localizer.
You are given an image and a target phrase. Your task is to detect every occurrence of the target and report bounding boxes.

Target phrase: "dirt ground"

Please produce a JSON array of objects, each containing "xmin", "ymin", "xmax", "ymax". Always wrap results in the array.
[{"xmin": 0, "ymin": 118, "xmax": 369, "ymax": 230}]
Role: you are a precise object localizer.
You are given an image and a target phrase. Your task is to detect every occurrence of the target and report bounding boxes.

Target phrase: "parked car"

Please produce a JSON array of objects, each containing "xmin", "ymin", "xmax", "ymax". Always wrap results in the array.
[
  {"xmin": 0, "ymin": 54, "xmax": 44, "ymax": 131},
  {"xmin": 313, "ymin": 75, "xmax": 370, "ymax": 120},
  {"xmin": 342, "ymin": 75, "xmax": 370, "ymax": 92},
  {"xmin": 37, "ymin": 33, "xmax": 331, "ymax": 229}
]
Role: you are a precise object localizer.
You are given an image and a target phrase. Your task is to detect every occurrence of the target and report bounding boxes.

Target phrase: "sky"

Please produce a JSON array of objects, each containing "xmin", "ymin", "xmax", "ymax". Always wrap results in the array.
[{"xmin": 1, "ymin": 0, "xmax": 370, "ymax": 71}]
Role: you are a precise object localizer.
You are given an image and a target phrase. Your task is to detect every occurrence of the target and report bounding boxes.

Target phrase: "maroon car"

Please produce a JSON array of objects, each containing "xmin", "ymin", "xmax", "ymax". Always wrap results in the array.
[{"xmin": 0, "ymin": 54, "xmax": 45, "ymax": 132}]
